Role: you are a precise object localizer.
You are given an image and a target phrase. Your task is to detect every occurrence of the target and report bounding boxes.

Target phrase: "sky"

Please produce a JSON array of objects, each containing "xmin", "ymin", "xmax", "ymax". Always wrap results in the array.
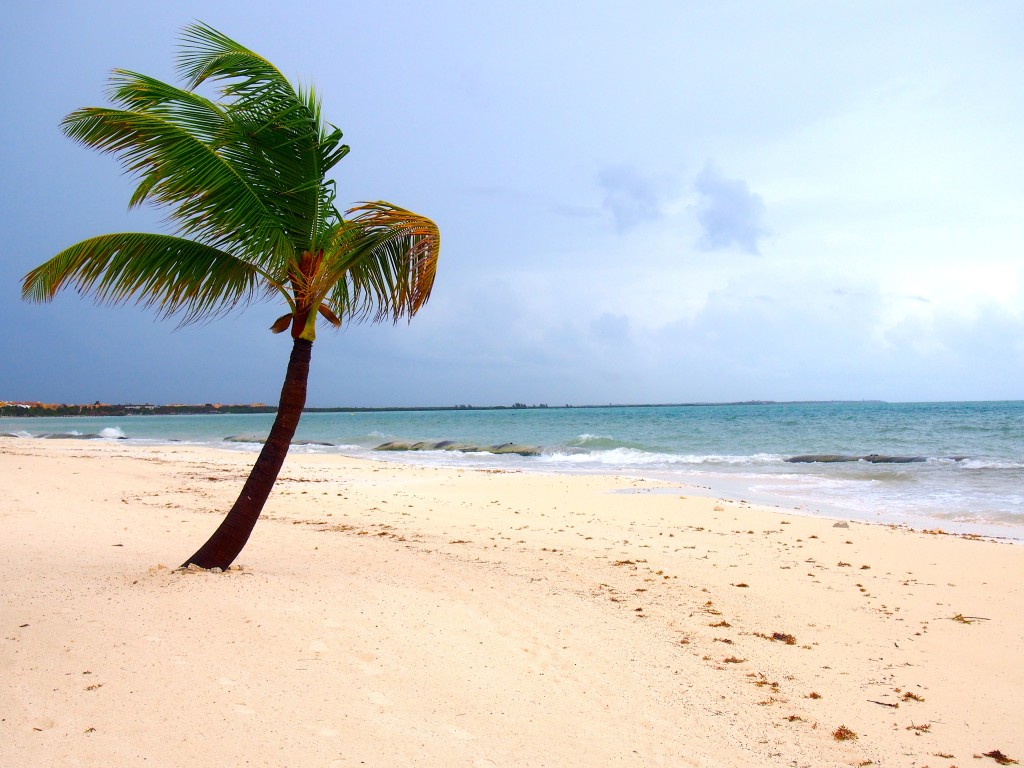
[{"xmin": 2, "ymin": 1, "xmax": 1023, "ymax": 407}]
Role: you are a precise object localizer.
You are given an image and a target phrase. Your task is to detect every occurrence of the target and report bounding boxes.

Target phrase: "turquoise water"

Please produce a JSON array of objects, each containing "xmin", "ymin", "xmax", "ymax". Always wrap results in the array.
[{"xmin": 4, "ymin": 401, "xmax": 1023, "ymax": 538}]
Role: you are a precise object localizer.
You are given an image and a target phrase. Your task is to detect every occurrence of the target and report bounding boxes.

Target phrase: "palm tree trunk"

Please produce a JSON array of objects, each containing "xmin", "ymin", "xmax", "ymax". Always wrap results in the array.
[{"xmin": 182, "ymin": 338, "xmax": 313, "ymax": 569}]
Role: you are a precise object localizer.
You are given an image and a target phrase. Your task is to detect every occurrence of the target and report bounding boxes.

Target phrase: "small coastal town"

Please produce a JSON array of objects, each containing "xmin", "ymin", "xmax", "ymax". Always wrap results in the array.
[{"xmin": 0, "ymin": 401, "xmax": 273, "ymax": 417}]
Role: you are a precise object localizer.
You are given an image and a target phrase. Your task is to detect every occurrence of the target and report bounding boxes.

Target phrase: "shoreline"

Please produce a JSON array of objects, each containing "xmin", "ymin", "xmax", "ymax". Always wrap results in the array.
[
  {"xmin": 6, "ymin": 426, "xmax": 1022, "ymax": 543},
  {"xmin": 608, "ymin": 478, "xmax": 1024, "ymax": 546},
  {"xmin": 4, "ymin": 439, "xmax": 1023, "ymax": 766}
]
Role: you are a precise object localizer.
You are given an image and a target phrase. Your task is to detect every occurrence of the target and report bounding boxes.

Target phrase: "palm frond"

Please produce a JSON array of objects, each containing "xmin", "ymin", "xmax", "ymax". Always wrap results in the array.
[
  {"xmin": 177, "ymin": 22, "xmax": 294, "ymax": 106},
  {"xmin": 22, "ymin": 233, "xmax": 275, "ymax": 325},
  {"xmin": 106, "ymin": 69, "xmax": 228, "ymax": 146},
  {"xmin": 61, "ymin": 107, "xmax": 291, "ymax": 264},
  {"xmin": 320, "ymin": 202, "xmax": 440, "ymax": 324},
  {"xmin": 176, "ymin": 23, "xmax": 338, "ymax": 251},
  {"xmin": 107, "ymin": 68, "xmax": 341, "ymax": 260}
]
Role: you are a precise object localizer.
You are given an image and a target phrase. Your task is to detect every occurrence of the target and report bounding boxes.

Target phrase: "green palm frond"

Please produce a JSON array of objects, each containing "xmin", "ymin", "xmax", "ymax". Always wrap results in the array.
[
  {"xmin": 22, "ymin": 233, "xmax": 276, "ymax": 325},
  {"xmin": 176, "ymin": 23, "xmax": 342, "ymax": 251},
  {"xmin": 61, "ymin": 107, "xmax": 290, "ymax": 264},
  {"xmin": 83, "ymin": 25, "xmax": 349, "ymax": 262},
  {"xmin": 320, "ymin": 202, "xmax": 440, "ymax": 325},
  {"xmin": 106, "ymin": 69, "xmax": 229, "ymax": 147},
  {"xmin": 177, "ymin": 22, "xmax": 295, "ymax": 107}
]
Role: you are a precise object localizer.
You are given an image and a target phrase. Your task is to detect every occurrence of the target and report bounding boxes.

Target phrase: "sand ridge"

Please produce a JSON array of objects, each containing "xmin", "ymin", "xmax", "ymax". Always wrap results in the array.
[{"xmin": 2, "ymin": 439, "xmax": 1022, "ymax": 766}]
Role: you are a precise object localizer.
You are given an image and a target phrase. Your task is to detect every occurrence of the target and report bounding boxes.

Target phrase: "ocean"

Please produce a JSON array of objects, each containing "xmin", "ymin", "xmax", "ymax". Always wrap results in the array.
[{"xmin": 4, "ymin": 400, "xmax": 1023, "ymax": 539}]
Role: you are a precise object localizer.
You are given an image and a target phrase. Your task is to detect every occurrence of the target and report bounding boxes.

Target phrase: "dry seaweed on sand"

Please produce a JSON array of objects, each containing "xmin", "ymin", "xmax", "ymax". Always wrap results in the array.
[
  {"xmin": 752, "ymin": 630, "xmax": 797, "ymax": 644},
  {"xmin": 868, "ymin": 699, "xmax": 899, "ymax": 708},
  {"xmin": 982, "ymin": 750, "xmax": 1020, "ymax": 765},
  {"xmin": 950, "ymin": 613, "xmax": 990, "ymax": 624},
  {"xmin": 833, "ymin": 725, "xmax": 857, "ymax": 740}
]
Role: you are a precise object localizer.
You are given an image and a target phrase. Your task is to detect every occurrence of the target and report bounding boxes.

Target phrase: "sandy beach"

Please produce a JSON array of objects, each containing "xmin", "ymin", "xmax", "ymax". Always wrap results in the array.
[{"xmin": 2, "ymin": 438, "xmax": 1022, "ymax": 767}]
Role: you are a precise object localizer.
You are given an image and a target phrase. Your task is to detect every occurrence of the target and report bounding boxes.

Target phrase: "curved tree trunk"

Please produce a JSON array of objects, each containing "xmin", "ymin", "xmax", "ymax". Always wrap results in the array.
[{"xmin": 183, "ymin": 338, "xmax": 313, "ymax": 569}]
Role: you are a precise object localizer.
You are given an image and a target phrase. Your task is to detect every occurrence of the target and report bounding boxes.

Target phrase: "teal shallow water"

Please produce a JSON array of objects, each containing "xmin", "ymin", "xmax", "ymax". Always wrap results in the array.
[{"xmin": 4, "ymin": 401, "xmax": 1023, "ymax": 538}]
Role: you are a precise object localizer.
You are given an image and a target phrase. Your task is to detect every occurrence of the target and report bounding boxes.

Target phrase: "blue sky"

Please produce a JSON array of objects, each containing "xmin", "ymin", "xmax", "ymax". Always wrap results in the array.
[{"xmin": 2, "ymin": 1, "xmax": 1023, "ymax": 407}]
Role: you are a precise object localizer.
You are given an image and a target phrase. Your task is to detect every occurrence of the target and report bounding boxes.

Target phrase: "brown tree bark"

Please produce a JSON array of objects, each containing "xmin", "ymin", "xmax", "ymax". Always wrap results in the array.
[{"xmin": 182, "ymin": 338, "xmax": 313, "ymax": 569}]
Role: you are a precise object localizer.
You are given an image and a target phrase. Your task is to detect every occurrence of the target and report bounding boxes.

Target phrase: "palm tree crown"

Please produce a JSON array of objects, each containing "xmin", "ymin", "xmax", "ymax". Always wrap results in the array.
[
  {"xmin": 22, "ymin": 23, "xmax": 440, "ymax": 569},
  {"xmin": 24, "ymin": 22, "xmax": 439, "ymax": 339}
]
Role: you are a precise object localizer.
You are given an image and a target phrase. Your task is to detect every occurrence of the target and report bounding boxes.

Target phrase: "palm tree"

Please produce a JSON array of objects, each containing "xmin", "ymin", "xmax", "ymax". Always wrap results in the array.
[{"xmin": 21, "ymin": 23, "xmax": 440, "ymax": 570}]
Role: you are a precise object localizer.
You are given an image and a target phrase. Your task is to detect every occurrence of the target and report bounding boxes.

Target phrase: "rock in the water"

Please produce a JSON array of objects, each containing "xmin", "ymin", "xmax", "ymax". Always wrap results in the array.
[
  {"xmin": 786, "ymin": 453, "xmax": 928, "ymax": 464},
  {"xmin": 374, "ymin": 441, "xmax": 414, "ymax": 451},
  {"xmin": 785, "ymin": 454, "xmax": 860, "ymax": 463},
  {"xmin": 445, "ymin": 443, "xmax": 481, "ymax": 452},
  {"xmin": 860, "ymin": 454, "xmax": 926, "ymax": 463},
  {"xmin": 374, "ymin": 440, "xmax": 540, "ymax": 456},
  {"xmin": 487, "ymin": 443, "xmax": 542, "ymax": 457}
]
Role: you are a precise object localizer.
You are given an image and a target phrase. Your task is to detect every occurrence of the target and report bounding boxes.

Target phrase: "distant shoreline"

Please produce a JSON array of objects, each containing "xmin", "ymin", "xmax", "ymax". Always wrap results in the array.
[{"xmin": 0, "ymin": 400, "xmax": 890, "ymax": 418}]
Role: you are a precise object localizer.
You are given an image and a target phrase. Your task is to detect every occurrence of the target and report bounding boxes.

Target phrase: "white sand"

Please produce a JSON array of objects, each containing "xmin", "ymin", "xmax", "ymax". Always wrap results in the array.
[{"xmin": 3, "ymin": 438, "xmax": 1022, "ymax": 767}]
